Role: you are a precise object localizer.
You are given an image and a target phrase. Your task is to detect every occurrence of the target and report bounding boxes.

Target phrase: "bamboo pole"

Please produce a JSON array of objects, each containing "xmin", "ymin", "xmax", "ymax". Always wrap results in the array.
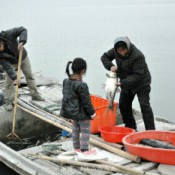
[
  {"xmin": 90, "ymin": 137, "xmax": 140, "ymax": 163},
  {"xmin": 97, "ymin": 160, "xmax": 158, "ymax": 175},
  {"xmin": 90, "ymin": 135, "xmax": 123, "ymax": 150},
  {"xmin": 11, "ymin": 49, "xmax": 23, "ymax": 134},
  {"xmin": 17, "ymin": 105, "xmax": 72, "ymax": 132},
  {"xmin": 18, "ymin": 104, "xmax": 141, "ymax": 163},
  {"xmin": 17, "ymin": 100, "xmax": 70, "ymax": 127},
  {"xmin": 28, "ymin": 154, "xmax": 121, "ymax": 173},
  {"xmin": 6, "ymin": 49, "xmax": 23, "ymax": 141},
  {"xmin": 18, "ymin": 98, "xmax": 123, "ymax": 150},
  {"xmin": 29, "ymin": 155, "xmax": 158, "ymax": 175}
]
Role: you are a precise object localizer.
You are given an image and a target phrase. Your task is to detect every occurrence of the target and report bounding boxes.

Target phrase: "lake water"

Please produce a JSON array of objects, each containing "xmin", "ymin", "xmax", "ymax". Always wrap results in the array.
[{"xmin": 1, "ymin": 0, "xmax": 175, "ymax": 121}]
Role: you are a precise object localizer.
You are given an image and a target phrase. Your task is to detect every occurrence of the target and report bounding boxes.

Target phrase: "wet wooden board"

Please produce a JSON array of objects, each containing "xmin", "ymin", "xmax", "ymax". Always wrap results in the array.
[
  {"xmin": 148, "ymin": 169, "xmax": 161, "ymax": 174},
  {"xmin": 14, "ymin": 79, "xmax": 175, "ymax": 175},
  {"xmin": 112, "ymin": 173, "xmax": 128, "ymax": 175},
  {"xmin": 19, "ymin": 87, "xmax": 62, "ymax": 116},
  {"xmin": 0, "ymin": 142, "xmax": 58, "ymax": 175},
  {"xmin": 20, "ymin": 73, "xmax": 59, "ymax": 87},
  {"xmin": 157, "ymin": 164, "xmax": 175, "ymax": 175},
  {"xmin": 79, "ymin": 167, "xmax": 111, "ymax": 175},
  {"xmin": 116, "ymin": 159, "xmax": 132, "ymax": 166},
  {"xmin": 34, "ymin": 159, "xmax": 84, "ymax": 175},
  {"xmin": 20, "ymin": 139, "xmax": 161, "ymax": 175},
  {"xmin": 133, "ymin": 162, "xmax": 158, "ymax": 171},
  {"xmin": 124, "ymin": 162, "xmax": 140, "ymax": 168}
]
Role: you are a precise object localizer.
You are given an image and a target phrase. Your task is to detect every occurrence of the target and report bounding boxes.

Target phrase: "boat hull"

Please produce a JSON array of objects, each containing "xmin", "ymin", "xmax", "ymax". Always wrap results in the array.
[{"xmin": 0, "ymin": 108, "xmax": 58, "ymax": 139}]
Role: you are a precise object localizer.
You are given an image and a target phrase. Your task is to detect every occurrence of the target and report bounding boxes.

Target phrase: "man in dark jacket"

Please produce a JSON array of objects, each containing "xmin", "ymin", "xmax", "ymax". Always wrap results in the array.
[
  {"xmin": 101, "ymin": 36, "xmax": 155, "ymax": 130},
  {"xmin": 0, "ymin": 27, "xmax": 44, "ymax": 111}
]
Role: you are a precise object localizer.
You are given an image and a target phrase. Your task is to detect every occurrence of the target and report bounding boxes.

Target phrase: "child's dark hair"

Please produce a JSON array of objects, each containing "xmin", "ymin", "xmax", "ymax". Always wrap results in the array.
[{"xmin": 66, "ymin": 58, "xmax": 87, "ymax": 77}]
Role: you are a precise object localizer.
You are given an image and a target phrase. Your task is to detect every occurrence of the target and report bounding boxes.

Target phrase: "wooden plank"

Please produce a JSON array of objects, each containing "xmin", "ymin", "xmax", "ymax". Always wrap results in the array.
[
  {"xmin": 79, "ymin": 167, "xmax": 111, "ymax": 175},
  {"xmin": 148, "ymin": 169, "xmax": 160, "ymax": 174},
  {"xmin": 20, "ymin": 145, "xmax": 43, "ymax": 156},
  {"xmin": 52, "ymin": 110, "xmax": 60, "ymax": 116},
  {"xmin": 116, "ymin": 159, "xmax": 132, "ymax": 166},
  {"xmin": 133, "ymin": 162, "xmax": 158, "ymax": 171},
  {"xmin": 0, "ymin": 142, "xmax": 58, "ymax": 175},
  {"xmin": 17, "ymin": 98, "xmax": 141, "ymax": 163},
  {"xmin": 97, "ymin": 160, "xmax": 159, "ymax": 175},
  {"xmin": 157, "ymin": 164, "xmax": 175, "ymax": 175},
  {"xmin": 31, "ymin": 100, "xmax": 61, "ymax": 114},
  {"xmin": 90, "ymin": 135, "xmax": 123, "ymax": 150},
  {"xmin": 34, "ymin": 159, "xmax": 84, "ymax": 175},
  {"xmin": 124, "ymin": 162, "xmax": 140, "ymax": 168}
]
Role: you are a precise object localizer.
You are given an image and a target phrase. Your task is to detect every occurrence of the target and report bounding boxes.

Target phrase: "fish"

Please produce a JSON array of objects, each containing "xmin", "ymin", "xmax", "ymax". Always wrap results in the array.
[
  {"xmin": 140, "ymin": 139, "xmax": 175, "ymax": 149},
  {"xmin": 105, "ymin": 71, "xmax": 120, "ymax": 111}
]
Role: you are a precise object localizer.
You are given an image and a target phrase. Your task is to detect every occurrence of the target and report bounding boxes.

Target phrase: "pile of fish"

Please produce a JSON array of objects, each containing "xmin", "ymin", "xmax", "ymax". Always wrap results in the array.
[{"xmin": 140, "ymin": 139, "xmax": 175, "ymax": 149}]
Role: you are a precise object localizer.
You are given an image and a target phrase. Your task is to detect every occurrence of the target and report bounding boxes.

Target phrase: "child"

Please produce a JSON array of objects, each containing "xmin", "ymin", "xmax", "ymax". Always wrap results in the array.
[{"xmin": 60, "ymin": 58, "xmax": 96, "ymax": 155}]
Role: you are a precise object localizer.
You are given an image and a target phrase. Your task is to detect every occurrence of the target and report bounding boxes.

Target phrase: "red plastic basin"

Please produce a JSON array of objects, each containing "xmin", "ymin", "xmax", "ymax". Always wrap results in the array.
[
  {"xmin": 100, "ymin": 126, "xmax": 135, "ymax": 143},
  {"xmin": 122, "ymin": 131, "xmax": 175, "ymax": 165},
  {"xmin": 90, "ymin": 95, "xmax": 117, "ymax": 134}
]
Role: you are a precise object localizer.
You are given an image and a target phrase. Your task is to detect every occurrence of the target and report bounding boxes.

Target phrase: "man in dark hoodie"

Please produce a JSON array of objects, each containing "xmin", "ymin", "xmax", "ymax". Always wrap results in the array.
[
  {"xmin": 101, "ymin": 36, "xmax": 155, "ymax": 130},
  {"xmin": 0, "ymin": 27, "xmax": 44, "ymax": 111}
]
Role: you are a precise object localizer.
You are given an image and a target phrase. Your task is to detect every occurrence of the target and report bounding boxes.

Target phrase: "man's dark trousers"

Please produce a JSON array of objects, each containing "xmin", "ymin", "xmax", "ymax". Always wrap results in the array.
[{"xmin": 119, "ymin": 85, "xmax": 155, "ymax": 130}]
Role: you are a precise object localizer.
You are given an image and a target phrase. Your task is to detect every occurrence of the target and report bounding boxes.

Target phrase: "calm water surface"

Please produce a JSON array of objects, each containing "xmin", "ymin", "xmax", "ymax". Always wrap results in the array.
[{"xmin": 1, "ymin": 0, "xmax": 175, "ymax": 121}]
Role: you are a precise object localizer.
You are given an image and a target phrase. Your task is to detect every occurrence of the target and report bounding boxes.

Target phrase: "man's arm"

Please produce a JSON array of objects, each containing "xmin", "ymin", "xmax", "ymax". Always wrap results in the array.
[
  {"xmin": 5, "ymin": 27, "xmax": 27, "ymax": 45},
  {"xmin": 120, "ymin": 56, "xmax": 146, "ymax": 87},
  {"xmin": 101, "ymin": 48, "xmax": 116, "ymax": 71},
  {"xmin": 0, "ymin": 59, "xmax": 17, "ymax": 80}
]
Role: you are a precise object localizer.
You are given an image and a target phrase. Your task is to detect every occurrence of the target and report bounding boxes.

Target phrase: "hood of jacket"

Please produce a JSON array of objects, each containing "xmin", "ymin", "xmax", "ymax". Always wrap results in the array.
[
  {"xmin": 0, "ymin": 31, "xmax": 9, "ymax": 42},
  {"xmin": 114, "ymin": 36, "xmax": 131, "ymax": 50}
]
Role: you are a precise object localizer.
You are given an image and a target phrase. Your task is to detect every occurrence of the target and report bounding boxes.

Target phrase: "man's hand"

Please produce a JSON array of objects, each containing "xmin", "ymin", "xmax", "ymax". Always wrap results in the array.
[
  {"xmin": 116, "ymin": 82, "xmax": 121, "ymax": 86},
  {"xmin": 110, "ymin": 66, "xmax": 117, "ymax": 72},
  {"xmin": 14, "ymin": 80, "xmax": 20, "ymax": 86},
  {"xmin": 18, "ymin": 42, "xmax": 24, "ymax": 51},
  {"xmin": 69, "ymin": 120, "xmax": 74, "ymax": 124},
  {"xmin": 91, "ymin": 113, "xmax": 96, "ymax": 120}
]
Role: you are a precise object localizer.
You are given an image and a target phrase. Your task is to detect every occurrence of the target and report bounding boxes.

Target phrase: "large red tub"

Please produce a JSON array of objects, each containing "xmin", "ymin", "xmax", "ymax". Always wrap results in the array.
[
  {"xmin": 90, "ymin": 95, "xmax": 117, "ymax": 134},
  {"xmin": 122, "ymin": 131, "xmax": 175, "ymax": 165}
]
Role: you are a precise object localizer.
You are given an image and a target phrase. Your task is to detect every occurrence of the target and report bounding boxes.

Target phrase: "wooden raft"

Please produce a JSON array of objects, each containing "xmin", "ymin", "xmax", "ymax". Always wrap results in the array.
[{"xmin": 16, "ymin": 87, "xmax": 161, "ymax": 175}]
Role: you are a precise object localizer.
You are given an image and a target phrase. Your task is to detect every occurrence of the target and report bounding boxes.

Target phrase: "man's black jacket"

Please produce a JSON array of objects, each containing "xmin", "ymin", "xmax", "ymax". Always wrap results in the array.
[
  {"xmin": 0, "ymin": 27, "xmax": 28, "ymax": 80},
  {"xmin": 101, "ymin": 37, "xmax": 151, "ymax": 94}
]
